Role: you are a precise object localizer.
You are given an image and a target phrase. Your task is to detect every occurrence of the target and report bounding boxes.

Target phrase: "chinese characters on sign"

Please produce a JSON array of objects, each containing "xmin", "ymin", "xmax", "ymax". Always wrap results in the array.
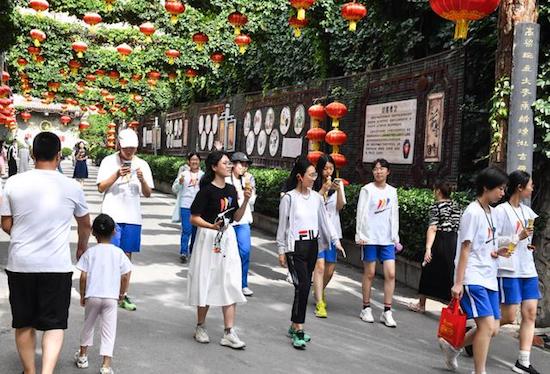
[
  {"xmin": 362, "ymin": 99, "xmax": 417, "ymax": 164},
  {"xmin": 424, "ymin": 92, "xmax": 445, "ymax": 162},
  {"xmin": 507, "ymin": 23, "xmax": 540, "ymax": 174}
]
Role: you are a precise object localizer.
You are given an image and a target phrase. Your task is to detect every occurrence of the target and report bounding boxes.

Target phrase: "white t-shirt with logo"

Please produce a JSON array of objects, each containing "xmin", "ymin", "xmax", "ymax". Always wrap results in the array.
[
  {"xmin": 293, "ymin": 191, "xmax": 321, "ymax": 241},
  {"xmin": 0, "ymin": 169, "xmax": 89, "ymax": 272},
  {"xmin": 96, "ymin": 153, "xmax": 154, "ymax": 225},
  {"xmin": 365, "ymin": 183, "xmax": 396, "ymax": 245},
  {"xmin": 495, "ymin": 202, "xmax": 538, "ymax": 278},
  {"xmin": 174, "ymin": 169, "xmax": 203, "ymax": 209},
  {"xmin": 455, "ymin": 201, "xmax": 500, "ymax": 291},
  {"xmin": 76, "ymin": 243, "xmax": 132, "ymax": 299}
]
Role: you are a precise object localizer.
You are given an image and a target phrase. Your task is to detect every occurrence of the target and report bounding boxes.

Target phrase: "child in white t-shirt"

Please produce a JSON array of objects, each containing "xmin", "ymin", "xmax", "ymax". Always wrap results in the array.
[
  {"xmin": 439, "ymin": 167, "xmax": 510, "ymax": 374},
  {"xmin": 74, "ymin": 214, "xmax": 132, "ymax": 374}
]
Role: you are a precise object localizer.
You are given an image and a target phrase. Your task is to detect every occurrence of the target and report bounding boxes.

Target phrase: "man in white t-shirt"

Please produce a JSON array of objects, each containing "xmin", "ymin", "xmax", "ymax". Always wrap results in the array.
[
  {"xmin": 96, "ymin": 128, "xmax": 154, "ymax": 311},
  {"xmin": 1, "ymin": 132, "xmax": 92, "ymax": 374}
]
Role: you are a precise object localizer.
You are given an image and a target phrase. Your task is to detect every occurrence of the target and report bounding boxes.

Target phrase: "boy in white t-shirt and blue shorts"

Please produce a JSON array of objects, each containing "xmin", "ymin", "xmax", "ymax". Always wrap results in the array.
[{"xmin": 96, "ymin": 129, "xmax": 154, "ymax": 311}]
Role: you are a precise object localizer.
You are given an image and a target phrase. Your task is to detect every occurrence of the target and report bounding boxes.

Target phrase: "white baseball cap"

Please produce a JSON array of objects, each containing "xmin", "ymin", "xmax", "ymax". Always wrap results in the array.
[{"xmin": 118, "ymin": 129, "xmax": 138, "ymax": 148}]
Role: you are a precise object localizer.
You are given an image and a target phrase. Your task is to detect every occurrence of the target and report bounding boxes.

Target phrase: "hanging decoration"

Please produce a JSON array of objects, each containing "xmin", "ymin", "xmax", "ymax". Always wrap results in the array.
[
  {"xmin": 306, "ymin": 103, "xmax": 326, "ymax": 165},
  {"xmin": 289, "ymin": 16, "xmax": 308, "ymax": 38},
  {"xmin": 21, "ymin": 111, "xmax": 32, "ymax": 123},
  {"xmin": 116, "ymin": 43, "xmax": 133, "ymax": 60},
  {"xmin": 341, "ymin": 1, "xmax": 367, "ymax": 32},
  {"xmin": 47, "ymin": 81, "xmax": 60, "ymax": 92},
  {"xmin": 429, "ymin": 0, "xmax": 500, "ymax": 40},
  {"xmin": 108, "ymin": 70, "xmax": 120, "ymax": 82},
  {"xmin": 185, "ymin": 68, "xmax": 199, "ymax": 83},
  {"xmin": 79, "ymin": 121, "xmax": 90, "ymax": 131},
  {"xmin": 83, "ymin": 12, "xmax": 102, "ymax": 32},
  {"xmin": 72, "ymin": 41, "xmax": 88, "ymax": 58},
  {"xmin": 210, "ymin": 52, "xmax": 225, "ymax": 68},
  {"xmin": 30, "ymin": 29, "xmax": 46, "ymax": 47},
  {"xmin": 140, "ymin": 22, "xmax": 156, "ymax": 42},
  {"xmin": 235, "ymin": 34, "xmax": 251, "ymax": 54},
  {"xmin": 2, "ymin": 71, "xmax": 10, "ymax": 83},
  {"xmin": 324, "ymin": 101, "xmax": 348, "ymax": 176},
  {"xmin": 165, "ymin": 49, "xmax": 180, "ymax": 64},
  {"xmin": 228, "ymin": 11, "xmax": 248, "ymax": 35},
  {"xmin": 29, "ymin": 0, "xmax": 49, "ymax": 15},
  {"xmin": 60, "ymin": 115, "xmax": 72, "ymax": 125},
  {"xmin": 27, "ymin": 46, "xmax": 41, "ymax": 62},
  {"xmin": 128, "ymin": 121, "xmax": 140, "ymax": 129},
  {"xmin": 165, "ymin": 1, "xmax": 185, "ymax": 24},
  {"xmin": 192, "ymin": 32, "xmax": 209, "ymax": 51},
  {"xmin": 290, "ymin": 0, "xmax": 315, "ymax": 21},
  {"xmin": 17, "ymin": 58, "xmax": 28, "ymax": 71},
  {"xmin": 167, "ymin": 71, "xmax": 178, "ymax": 82}
]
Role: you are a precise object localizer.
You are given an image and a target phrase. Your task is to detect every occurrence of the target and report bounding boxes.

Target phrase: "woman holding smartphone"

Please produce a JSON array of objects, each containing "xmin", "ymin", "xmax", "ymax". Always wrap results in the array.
[
  {"xmin": 312, "ymin": 154, "xmax": 346, "ymax": 318},
  {"xmin": 495, "ymin": 171, "xmax": 540, "ymax": 374},
  {"xmin": 187, "ymin": 151, "xmax": 251, "ymax": 349}
]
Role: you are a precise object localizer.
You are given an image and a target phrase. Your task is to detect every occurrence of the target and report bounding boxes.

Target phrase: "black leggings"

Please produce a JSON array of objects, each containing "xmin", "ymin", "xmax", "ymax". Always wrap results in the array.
[{"xmin": 286, "ymin": 240, "xmax": 318, "ymax": 324}]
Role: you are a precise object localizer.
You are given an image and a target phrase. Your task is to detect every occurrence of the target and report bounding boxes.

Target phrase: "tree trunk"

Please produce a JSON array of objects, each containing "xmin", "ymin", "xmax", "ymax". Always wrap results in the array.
[{"xmin": 492, "ymin": 0, "xmax": 538, "ymax": 168}]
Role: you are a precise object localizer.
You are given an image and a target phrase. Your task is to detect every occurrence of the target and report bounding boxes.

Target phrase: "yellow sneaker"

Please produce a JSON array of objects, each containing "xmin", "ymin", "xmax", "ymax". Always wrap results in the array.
[{"xmin": 315, "ymin": 301, "xmax": 327, "ymax": 318}]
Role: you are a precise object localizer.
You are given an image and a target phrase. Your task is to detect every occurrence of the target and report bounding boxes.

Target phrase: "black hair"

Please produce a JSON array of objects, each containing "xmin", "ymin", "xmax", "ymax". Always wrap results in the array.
[
  {"xmin": 32, "ymin": 132, "xmax": 61, "ymax": 161},
  {"xmin": 434, "ymin": 179, "xmax": 453, "ymax": 199},
  {"xmin": 506, "ymin": 170, "xmax": 531, "ymax": 198},
  {"xmin": 283, "ymin": 156, "xmax": 313, "ymax": 192},
  {"xmin": 313, "ymin": 154, "xmax": 336, "ymax": 195},
  {"xmin": 187, "ymin": 152, "xmax": 201, "ymax": 161},
  {"xmin": 475, "ymin": 166, "xmax": 508, "ymax": 197},
  {"xmin": 200, "ymin": 150, "xmax": 228, "ymax": 188},
  {"xmin": 372, "ymin": 158, "xmax": 390, "ymax": 170},
  {"xmin": 92, "ymin": 214, "xmax": 116, "ymax": 239}
]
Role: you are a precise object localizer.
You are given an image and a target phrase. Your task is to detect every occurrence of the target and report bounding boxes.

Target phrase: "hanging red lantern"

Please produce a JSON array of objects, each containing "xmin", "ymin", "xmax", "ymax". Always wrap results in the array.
[
  {"xmin": 140, "ymin": 22, "xmax": 155, "ymax": 42},
  {"xmin": 325, "ymin": 129, "xmax": 348, "ymax": 147},
  {"xmin": 72, "ymin": 41, "xmax": 88, "ymax": 58},
  {"xmin": 79, "ymin": 121, "xmax": 90, "ymax": 131},
  {"xmin": 95, "ymin": 69, "xmax": 106, "ymax": 79},
  {"xmin": 77, "ymin": 86, "xmax": 86, "ymax": 95},
  {"xmin": 36, "ymin": 55, "xmax": 45, "ymax": 65},
  {"xmin": 192, "ymin": 32, "xmax": 209, "ymax": 51},
  {"xmin": 107, "ymin": 128, "xmax": 116, "ymax": 136},
  {"xmin": 29, "ymin": 0, "xmax": 49, "ymax": 14},
  {"xmin": 307, "ymin": 151, "xmax": 324, "ymax": 165},
  {"xmin": 288, "ymin": 17, "xmax": 308, "ymax": 38},
  {"xmin": 119, "ymin": 78, "xmax": 129, "ymax": 87},
  {"xmin": 116, "ymin": 43, "xmax": 132, "ymax": 60},
  {"xmin": 341, "ymin": 1, "xmax": 367, "ymax": 32},
  {"xmin": 128, "ymin": 121, "xmax": 139, "ymax": 129},
  {"xmin": 105, "ymin": 95, "xmax": 115, "ymax": 103},
  {"xmin": 21, "ymin": 111, "xmax": 32, "ymax": 122},
  {"xmin": 165, "ymin": 1, "xmax": 185, "ymax": 24},
  {"xmin": 228, "ymin": 11, "xmax": 248, "ymax": 35},
  {"xmin": 1, "ymin": 71, "xmax": 10, "ymax": 83},
  {"xmin": 0, "ymin": 85, "xmax": 12, "ymax": 98},
  {"xmin": 100, "ymin": 89, "xmax": 110, "ymax": 97},
  {"xmin": 307, "ymin": 103, "xmax": 326, "ymax": 155},
  {"xmin": 30, "ymin": 29, "xmax": 46, "ymax": 47},
  {"xmin": 165, "ymin": 49, "xmax": 180, "ymax": 64},
  {"xmin": 325, "ymin": 101, "xmax": 348, "ymax": 128},
  {"xmin": 27, "ymin": 46, "xmax": 41, "ymax": 61},
  {"xmin": 83, "ymin": 12, "xmax": 102, "ymax": 30},
  {"xmin": 330, "ymin": 153, "xmax": 347, "ymax": 168},
  {"xmin": 324, "ymin": 101, "xmax": 348, "ymax": 176},
  {"xmin": 167, "ymin": 72, "xmax": 178, "ymax": 82},
  {"xmin": 430, "ymin": 0, "xmax": 500, "ymax": 40},
  {"xmin": 60, "ymin": 115, "xmax": 72, "ymax": 125},
  {"xmin": 107, "ymin": 122, "xmax": 116, "ymax": 129},
  {"xmin": 108, "ymin": 70, "xmax": 120, "ymax": 82},
  {"xmin": 306, "ymin": 127, "xmax": 327, "ymax": 142},
  {"xmin": 131, "ymin": 73, "xmax": 142, "ymax": 81},
  {"xmin": 235, "ymin": 34, "xmax": 252, "ymax": 54},
  {"xmin": 17, "ymin": 58, "xmax": 28, "ymax": 70},
  {"xmin": 147, "ymin": 71, "xmax": 161, "ymax": 81},
  {"xmin": 308, "ymin": 104, "xmax": 326, "ymax": 122},
  {"xmin": 68, "ymin": 59, "xmax": 81, "ymax": 75},
  {"xmin": 210, "ymin": 52, "xmax": 225, "ymax": 68},
  {"xmin": 86, "ymin": 73, "xmax": 96, "ymax": 82},
  {"xmin": 133, "ymin": 94, "xmax": 143, "ymax": 105},
  {"xmin": 47, "ymin": 81, "xmax": 61, "ymax": 92},
  {"xmin": 185, "ymin": 68, "xmax": 199, "ymax": 82},
  {"xmin": 290, "ymin": 0, "xmax": 315, "ymax": 21}
]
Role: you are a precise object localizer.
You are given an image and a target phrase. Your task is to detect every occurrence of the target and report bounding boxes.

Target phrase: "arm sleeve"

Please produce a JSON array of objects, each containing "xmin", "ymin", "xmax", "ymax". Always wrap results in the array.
[
  {"xmin": 428, "ymin": 203, "xmax": 439, "ymax": 227},
  {"xmin": 73, "ymin": 186, "xmax": 89, "ymax": 217},
  {"xmin": 120, "ymin": 253, "xmax": 132, "ymax": 274},
  {"xmin": 75, "ymin": 252, "xmax": 89, "ymax": 272},
  {"xmin": 319, "ymin": 197, "xmax": 338, "ymax": 243},
  {"xmin": 355, "ymin": 187, "xmax": 368, "ymax": 243},
  {"xmin": 142, "ymin": 162, "xmax": 155, "ymax": 190},
  {"xmin": 276, "ymin": 194, "xmax": 291, "ymax": 255},
  {"xmin": 458, "ymin": 208, "xmax": 478, "ymax": 244},
  {"xmin": 96, "ymin": 158, "xmax": 113, "ymax": 185},
  {"xmin": 190, "ymin": 188, "xmax": 207, "ymax": 216},
  {"xmin": 0, "ymin": 184, "xmax": 11, "ymax": 216},
  {"xmin": 172, "ymin": 170, "xmax": 183, "ymax": 194}
]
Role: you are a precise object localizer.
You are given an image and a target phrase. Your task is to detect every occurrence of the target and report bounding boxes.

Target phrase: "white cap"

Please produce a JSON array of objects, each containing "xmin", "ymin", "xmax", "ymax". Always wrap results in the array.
[{"xmin": 118, "ymin": 129, "xmax": 138, "ymax": 148}]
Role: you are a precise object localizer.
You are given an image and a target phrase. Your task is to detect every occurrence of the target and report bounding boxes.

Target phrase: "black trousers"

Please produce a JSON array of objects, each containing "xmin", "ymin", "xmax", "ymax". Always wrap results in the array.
[{"xmin": 286, "ymin": 239, "xmax": 318, "ymax": 324}]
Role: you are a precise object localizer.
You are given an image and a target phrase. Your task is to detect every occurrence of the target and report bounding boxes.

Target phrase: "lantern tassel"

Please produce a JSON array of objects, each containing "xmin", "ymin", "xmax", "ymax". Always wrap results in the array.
[
  {"xmin": 297, "ymin": 8, "xmax": 306, "ymax": 21},
  {"xmin": 33, "ymin": 39, "xmax": 40, "ymax": 47},
  {"xmin": 293, "ymin": 27, "xmax": 302, "ymax": 38},
  {"xmin": 145, "ymin": 36, "xmax": 152, "ymax": 43},
  {"xmin": 171, "ymin": 15, "xmax": 178, "ymax": 24},
  {"xmin": 349, "ymin": 21, "xmax": 357, "ymax": 32},
  {"xmin": 454, "ymin": 19, "xmax": 469, "ymax": 40},
  {"xmin": 234, "ymin": 26, "xmax": 241, "ymax": 36},
  {"xmin": 197, "ymin": 44, "xmax": 204, "ymax": 52},
  {"xmin": 168, "ymin": 57, "xmax": 174, "ymax": 64},
  {"xmin": 332, "ymin": 119, "xmax": 340, "ymax": 128},
  {"xmin": 77, "ymin": 52, "xmax": 83, "ymax": 58},
  {"xmin": 239, "ymin": 45, "xmax": 247, "ymax": 54}
]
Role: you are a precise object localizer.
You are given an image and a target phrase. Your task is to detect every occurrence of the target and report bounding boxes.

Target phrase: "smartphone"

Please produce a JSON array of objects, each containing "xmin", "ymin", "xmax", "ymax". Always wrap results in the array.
[{"xmin": 122, "ymin": 160, "xmax": 132, "ymax": 168}]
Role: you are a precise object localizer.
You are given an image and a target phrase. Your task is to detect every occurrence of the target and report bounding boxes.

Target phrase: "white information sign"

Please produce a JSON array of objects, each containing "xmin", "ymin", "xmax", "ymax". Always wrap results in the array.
[
  {"xmin": 362, "ymin": 99, "xmax": 417, "ymax": 164},
  {"xmin": 282, "ymin": 137, "xmax": 303, "ymax": 159}
]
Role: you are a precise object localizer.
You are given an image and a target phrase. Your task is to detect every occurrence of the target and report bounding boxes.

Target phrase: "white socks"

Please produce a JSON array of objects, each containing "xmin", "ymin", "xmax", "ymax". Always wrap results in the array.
[{"xmin": 518, "ymin": 350, "xmax": 530, "ymax": 367}]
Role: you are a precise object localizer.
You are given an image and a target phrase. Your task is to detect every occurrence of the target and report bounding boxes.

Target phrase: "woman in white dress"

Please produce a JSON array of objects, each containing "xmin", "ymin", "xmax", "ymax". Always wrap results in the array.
[{"xmin": 187, "ymin": 151, "xmax": 252, "ymax": 349}]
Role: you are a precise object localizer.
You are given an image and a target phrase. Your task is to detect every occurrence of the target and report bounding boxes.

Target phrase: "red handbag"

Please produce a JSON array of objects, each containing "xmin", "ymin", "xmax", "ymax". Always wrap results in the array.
[{"xmin": 437, "ymin": 298, "xmax": 467, "ymax": 349}]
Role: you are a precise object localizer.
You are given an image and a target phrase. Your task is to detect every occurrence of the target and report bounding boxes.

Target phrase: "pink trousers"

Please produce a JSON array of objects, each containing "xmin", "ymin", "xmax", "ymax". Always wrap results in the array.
[{"xmin": 80, "ymin": 298, "xmax": 118, "ymax": 357}]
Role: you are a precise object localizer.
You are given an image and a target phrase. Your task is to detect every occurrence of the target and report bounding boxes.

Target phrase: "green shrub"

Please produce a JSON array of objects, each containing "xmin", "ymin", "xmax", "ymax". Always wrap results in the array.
[
  {"xmin": 138, "ymin": 154, "xmax": 186, "ymax": 184},
  {"xmin": 90, "ymin": 147, "xmax": 115, "ymax": 166},
  {"xmin": 61, "ymin": 147, "xmax": 73, "ymax": 158}
]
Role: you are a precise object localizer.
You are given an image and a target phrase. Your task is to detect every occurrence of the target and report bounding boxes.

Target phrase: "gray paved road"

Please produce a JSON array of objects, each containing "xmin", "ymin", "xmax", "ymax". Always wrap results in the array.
[{"xmin": 0, "ymin": 161, "xmax": 548, "ymax": 374}]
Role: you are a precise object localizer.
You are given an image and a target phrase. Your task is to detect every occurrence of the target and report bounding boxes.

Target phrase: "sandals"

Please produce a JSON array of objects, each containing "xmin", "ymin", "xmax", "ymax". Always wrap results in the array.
[{"xmin": 407, "ymin": 302, "xmax": 426, "ymax": 314}]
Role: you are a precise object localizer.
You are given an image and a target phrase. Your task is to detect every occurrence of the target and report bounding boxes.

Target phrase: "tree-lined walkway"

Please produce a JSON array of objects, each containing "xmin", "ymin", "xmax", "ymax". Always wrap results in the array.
[{"xmin": 0, "ymin": 161, "xmax": 548, "ymax": 373}]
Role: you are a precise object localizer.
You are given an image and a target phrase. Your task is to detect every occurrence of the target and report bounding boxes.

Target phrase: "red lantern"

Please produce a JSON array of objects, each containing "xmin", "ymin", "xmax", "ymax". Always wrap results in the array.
[
  {"xmin": 430, "ymin": 0, "xmax": 500, "ymax": 39},
  {"xmin": 21, "ymin": 112, "xmax": 32, "ymax": 122},
  {"xmin": 29, "ymin": 0, "xmax": 49, "ymax": 14},
  {"xmin": 36, "ymin": 55, "xmax": 45, "ymax": 65},
  {"xmin": 119, "ymin": 78, "xmax": 129, "ymax": 87},
  {"xmin": 147, "ymin": 71, "xmax": 161, "ymax": 81},
  {"xmin": 128, "ymin": 121, "xmax": 139, "ymax": 129},
  {"xmin": 308, "ymin": 104, "xmax": 326, "ymax": 122},
  {"xmin": 341, "ymin": 1, "xmax": 367, "ymax": 32},
  {"xmin": 1, "ymin": 71, "xmax": 9, "ymax": 83},
  {"xmin": 83, "ymin": 12, "xmax": 102, "ymax": 29},
  {"xmin": 330, "ymin": 153, "xmax": 347, "ymax": 168},
  {"xmin": 108, "ymin": 70, "xmax": 120, "ymax": 82},
  {"xmin": 192, "ymin": 32, "xmax": 209, "ymax": 51},
  {"xmin": 165, "ymin": 1, "xmax": 185, "ymax": 24},
  {"xmin": 289, "ymin": 17, "xmax": 308, "ymax": 38},
  {"xmin": 131, "ymin": 73, "xmax": 142, "ymax": 81},
  {"xmin": 72, "ymin": 41, "xmax": 88, "ymax": 58},
  {"xmin": 185, "ymin": 68, "xmax": 199, "ymax": 82},
  {"xmin": 68, "ymin": 59, "xmax": 81, "ymax": 75},
  {"xmin": 133, "ymin": 94, "xmax": 143, "ymax": 105},
  {"xmin": 47, "ymin": 81, "xmax": 61, "ymax": 92},
  {"xmin": 168, "ymin": 72, "xmax": 178, "ymax": 82},
  {"xmin": 86, "ymin": 73, "xmax": 96, "ymax": 82},
  {"xmin": 210, "ymin": 52, "xmax": 225, "ymax": 68},
  {"xmin": 165, "ymin": 49, "xmax": 180, "ymax": 64},
  {"xmin": 30, "ymin": 29, "xmax": 46, "ymax": 47},
  {"xmin": 307, "ymin": 151, "xmax": 324, "ymax": 165},
  {"xmin": 140, "ymin": 22, "xmax": 155, "ymax": 42},
  {"xmin": 17, "ymin": 58, "xmax": 28, "ymax": 70},
  {"xmin": 116, "ymin": 43, "xmax": 132, "ymax": 60},
  {"xmin": 107, "ymin": 128, "xmax": 116, "ymax": 136},
  {"xmin": 0, "ymin": 85, "xmax": 12, "ymax": 98},
  {"xmin": 105, "ymin": 94, "xmax": 115, "ymax": 103},
  {"xmin": 290, "ymin": 0, "xmax": 315, "ymax": 21},
  {"xmin": 325, "ymin": 101, "xmax": 348, "ymax": 128},
  {"xmin": 107, "ymin": 122, "xmax": 116, "ymax": 129},
  {"xmin": 77, "ymin": 86, "xmax": 86, "ymax": 95},
  {"xmin": 306, "ymin": 127, "xmax": 327, "ymax": 142},
  {"xmin": 27, "ymin": 46, "xmax": 41, "ymax": 62},
  {"xmin": 60, "ymin": 115, "xmax": 72, "ymax": 125},
  {"xmin": 228, "ymin": 11, "xmax": 248, "ymax": 35},
  {"xmin": 235, "ymin": 34, "xmax": 252, "ymax": 54},
  {"xmin": 79, "ymin": 121, "xmax": 90, "ymax": 131},
  {"xmin": 325, "ymin": 129, "xmax": 348, "ymax": 146},
  {"xmin": 96, "ymin": 69, "xmax": 105, "ymax": 79},
  {"xmin": 100, "ymin": 89, "xmax": 110, "ymax": 97}
]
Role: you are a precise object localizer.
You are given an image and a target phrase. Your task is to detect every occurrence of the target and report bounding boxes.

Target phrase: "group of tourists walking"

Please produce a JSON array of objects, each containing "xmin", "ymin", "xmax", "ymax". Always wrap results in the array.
[{"xmin": 0, "ymin": 130, "xmax": 542, "ymax": 374}]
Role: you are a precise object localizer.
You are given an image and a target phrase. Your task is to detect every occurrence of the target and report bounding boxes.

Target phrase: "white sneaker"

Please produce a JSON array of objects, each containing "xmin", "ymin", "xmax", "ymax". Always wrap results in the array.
[
  {"xmin": 380, "ymin": 310, "xmax": 397, "ymax": 328},
  {"xmin": 194, "ymin": 325, "xmax": 210, "ymax": 344},
  {"xmin": 438, "ymin": 337, "xmax": 460, "ymax": 371},
  {"xmin": 360, "ymin": 307, "xmax": 374, "ymax": 323},
  {"xmin": 100, "ymin": 367, "xmax": 114, "ymax": 374},
  {"xmin": 220, "ymin": 328, "xmax": 246, "ymax": 349},
  {"xmin": 74, "ymin": 351, "xmax": 88, "ymax": 369},
  {"xmin": 242, "ymin": 287, "xmax": 254, "ymax": 297}
]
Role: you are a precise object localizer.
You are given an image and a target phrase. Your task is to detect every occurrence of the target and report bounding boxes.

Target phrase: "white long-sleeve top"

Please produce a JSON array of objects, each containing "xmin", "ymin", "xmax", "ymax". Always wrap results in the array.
[
  {"xmin": 355, "ymin": 182, "xmax": 400, "ymax": 245},
  {"xmin": 276, "ymin": 189, "xmax": 339, "ymax": 255}
]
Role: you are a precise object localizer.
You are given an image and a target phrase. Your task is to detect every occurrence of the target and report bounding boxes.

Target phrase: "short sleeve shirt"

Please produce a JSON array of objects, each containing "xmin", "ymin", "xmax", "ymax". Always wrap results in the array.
[
  {"xmin": 1, "ymin": 169, "xmax": 89, "ymax": 272},
  {"xmin": 190, "ymin": 183, "xmax": 239, "ymax": 224},
  {"xmin": 428, "ymin": 201, "xmax": 461, "ymax": 232},
  {"xmin": 96, "ymin": 153, "xmax": 154, "ymax": 225}
]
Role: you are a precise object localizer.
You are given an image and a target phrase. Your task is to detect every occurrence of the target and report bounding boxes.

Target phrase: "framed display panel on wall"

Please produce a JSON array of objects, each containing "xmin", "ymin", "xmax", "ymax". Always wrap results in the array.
[{"xmin": 165, "ymin": 110, "xmax": 187, "ymax": 153}]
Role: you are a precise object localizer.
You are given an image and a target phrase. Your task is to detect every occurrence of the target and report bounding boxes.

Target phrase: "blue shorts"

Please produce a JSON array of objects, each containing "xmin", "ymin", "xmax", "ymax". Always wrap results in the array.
[
  {"xmin": 361, "ymin": 245, "xmax": 395, "ymax": 263},
  {"xmin": 498, "ymin": 277, "xmax": 541, "ymax": 305},
  {"xmin": 461, "ymin": 285, "xmax": 501, "ymax": 320},
  {"xmin": 318, "ymin": 242, "xmax": 338, "ymax": 263},
  {"xmin": 111, "ymin": 223, "xmax": 142, "ymax": 253}
]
